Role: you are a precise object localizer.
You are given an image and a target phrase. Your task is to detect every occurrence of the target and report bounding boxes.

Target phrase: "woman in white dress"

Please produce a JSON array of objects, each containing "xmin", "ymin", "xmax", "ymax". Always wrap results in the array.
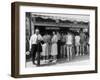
[{"xmin": 51, "ymin": 32, "xmax": 58, "ymax": 62}]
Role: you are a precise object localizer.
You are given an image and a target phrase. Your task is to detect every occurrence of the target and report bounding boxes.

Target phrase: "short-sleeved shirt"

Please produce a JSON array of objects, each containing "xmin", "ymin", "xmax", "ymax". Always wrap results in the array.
[
  {"xmin": 75, "ymin": 35, "xmax": 80, "ymax": 45},
  {"xmin": 66, "ymin": 34, "xmax": 73, "ymax": 45},
  {"xmin": 30, "ymin": 34, "xmax": 43, "ymax": 49}
]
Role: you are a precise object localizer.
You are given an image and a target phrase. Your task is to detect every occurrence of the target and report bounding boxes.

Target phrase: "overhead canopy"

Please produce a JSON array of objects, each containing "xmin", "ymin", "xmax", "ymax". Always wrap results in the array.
[
  {"xmin": 30, "ymin": 13, "xmax": 89, "ymax": 29},
  {"xmin": 32, "ymin": 13, "xmax": 90, "ymax": 23}
]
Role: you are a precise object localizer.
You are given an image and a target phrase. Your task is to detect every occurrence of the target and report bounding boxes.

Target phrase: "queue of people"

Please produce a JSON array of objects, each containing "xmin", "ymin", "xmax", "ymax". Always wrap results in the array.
[{"xmin": 29, "ymin": 29, "xmax": 89, "ymax": 65}]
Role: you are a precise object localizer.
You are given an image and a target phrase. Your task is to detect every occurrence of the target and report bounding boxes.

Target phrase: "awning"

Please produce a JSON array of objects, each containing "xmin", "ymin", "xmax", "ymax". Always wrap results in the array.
[{"xmin": 32, "ymin": 13, "xmax": 89, "ymax": 23}]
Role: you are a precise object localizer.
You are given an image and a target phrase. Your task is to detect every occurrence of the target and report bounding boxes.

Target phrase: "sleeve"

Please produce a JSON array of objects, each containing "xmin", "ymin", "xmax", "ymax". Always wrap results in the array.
[
  {"xmin": 38, "ymin": 34, "xmax": 43, "ymax": 40},
  {"xmin": 66, "ymin": 35, "xmax": 68, "ymax": 41}
]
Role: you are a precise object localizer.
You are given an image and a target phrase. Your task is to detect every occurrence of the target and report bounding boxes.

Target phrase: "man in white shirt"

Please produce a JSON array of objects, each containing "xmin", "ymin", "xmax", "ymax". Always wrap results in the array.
[{"xmin": 30, "ymin": 29, "xmax": 43, "ymax": 65}]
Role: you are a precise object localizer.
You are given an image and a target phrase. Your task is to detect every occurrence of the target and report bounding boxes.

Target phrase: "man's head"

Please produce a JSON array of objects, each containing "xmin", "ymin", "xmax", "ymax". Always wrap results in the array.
[
  {"xmin": 67, "ymin": 31, "xmax": 70, "ymax": 34},
  {"xmin": 53, "ymin": 31, "xmax": 56, "ymax": 35},
  {"xmin": 80, "ymin": 28, "xmax": 83, "ymax": 33},
  {"xmin": 35, "ymin": 29, "xmax": 39, "ymax": 35}
]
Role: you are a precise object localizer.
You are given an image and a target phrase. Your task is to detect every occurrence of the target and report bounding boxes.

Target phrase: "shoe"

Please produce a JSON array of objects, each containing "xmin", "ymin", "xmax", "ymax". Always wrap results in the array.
[
  {"xmin": 49, "ymin": 59, "xmax": 53, "ymax": 62},
  {"xmin": 83, "ymin": 54, "xmax": 85, "ymax": 56},
  {"xmin": 32, "ymin": 62, "xmax": 36, "ymax": 65},
  {"xmin": 52, "ymin": 60, "xmax": 57, "ymax": 63},
  {"xmin": 76, "ymin": 54, "xmax": 78, "ymax": 56}
]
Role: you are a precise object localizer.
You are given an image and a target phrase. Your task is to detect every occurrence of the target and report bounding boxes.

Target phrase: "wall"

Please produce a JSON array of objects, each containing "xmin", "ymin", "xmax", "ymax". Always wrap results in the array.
[{"xmin": 0, "ymin": 0, "xmax": 100, "ymax": 80}]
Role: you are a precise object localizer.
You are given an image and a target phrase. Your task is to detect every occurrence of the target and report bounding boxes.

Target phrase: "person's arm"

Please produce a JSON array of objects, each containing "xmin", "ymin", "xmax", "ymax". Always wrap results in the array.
[
  {"xmin": 29, "ymin": 36, "xmax": 32, "ymax": 51},
  {"xmin": 66, "ymin": 35, "xmax": 68, "ymax": 42},
  {"xmin": 39, "ymin": 34, "xmax": 43, "ymax": 41},
  {"xmin": 55, "ymin": 35, "xmax": 58, "ymax": 42},
  {"xmin": 38, "ymin": 34, "xmax": 44, "ymax": 44}
]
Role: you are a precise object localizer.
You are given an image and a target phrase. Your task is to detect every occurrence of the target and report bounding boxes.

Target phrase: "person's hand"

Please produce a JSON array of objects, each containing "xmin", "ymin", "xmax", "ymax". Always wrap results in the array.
[{"xmin": 26, "ymin": 51, "xmax": 30, "ymax": 55}]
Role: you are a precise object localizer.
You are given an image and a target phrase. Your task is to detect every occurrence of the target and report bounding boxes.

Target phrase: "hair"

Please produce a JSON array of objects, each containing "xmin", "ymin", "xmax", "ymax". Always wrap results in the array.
[
  {"xmin": 35, "ymin": 28, "xmax": 39, "ymax": 31},
  {"xmin": 80, "ymin": 28, "xmax": 83, "ymax": 32}
]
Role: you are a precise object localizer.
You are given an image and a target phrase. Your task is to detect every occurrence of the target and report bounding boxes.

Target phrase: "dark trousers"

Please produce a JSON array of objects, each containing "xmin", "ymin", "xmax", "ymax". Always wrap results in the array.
[
  {"xmin": 31, "ymin": 44, "xmax": 37, "ymax": 64},
  {"xmin": 80, "ymin": 43, "xmax": 85, "ymax": 55},
  {"xmin": 57, "ymin": 40, "xmax": 61, "ymax": 59}
]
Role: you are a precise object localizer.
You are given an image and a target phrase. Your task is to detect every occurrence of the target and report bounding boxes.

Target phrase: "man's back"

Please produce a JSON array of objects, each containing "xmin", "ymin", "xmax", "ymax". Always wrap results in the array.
[{"xmin": 80, "ymin": 32, "xmax": 86, "ymax": 43}]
